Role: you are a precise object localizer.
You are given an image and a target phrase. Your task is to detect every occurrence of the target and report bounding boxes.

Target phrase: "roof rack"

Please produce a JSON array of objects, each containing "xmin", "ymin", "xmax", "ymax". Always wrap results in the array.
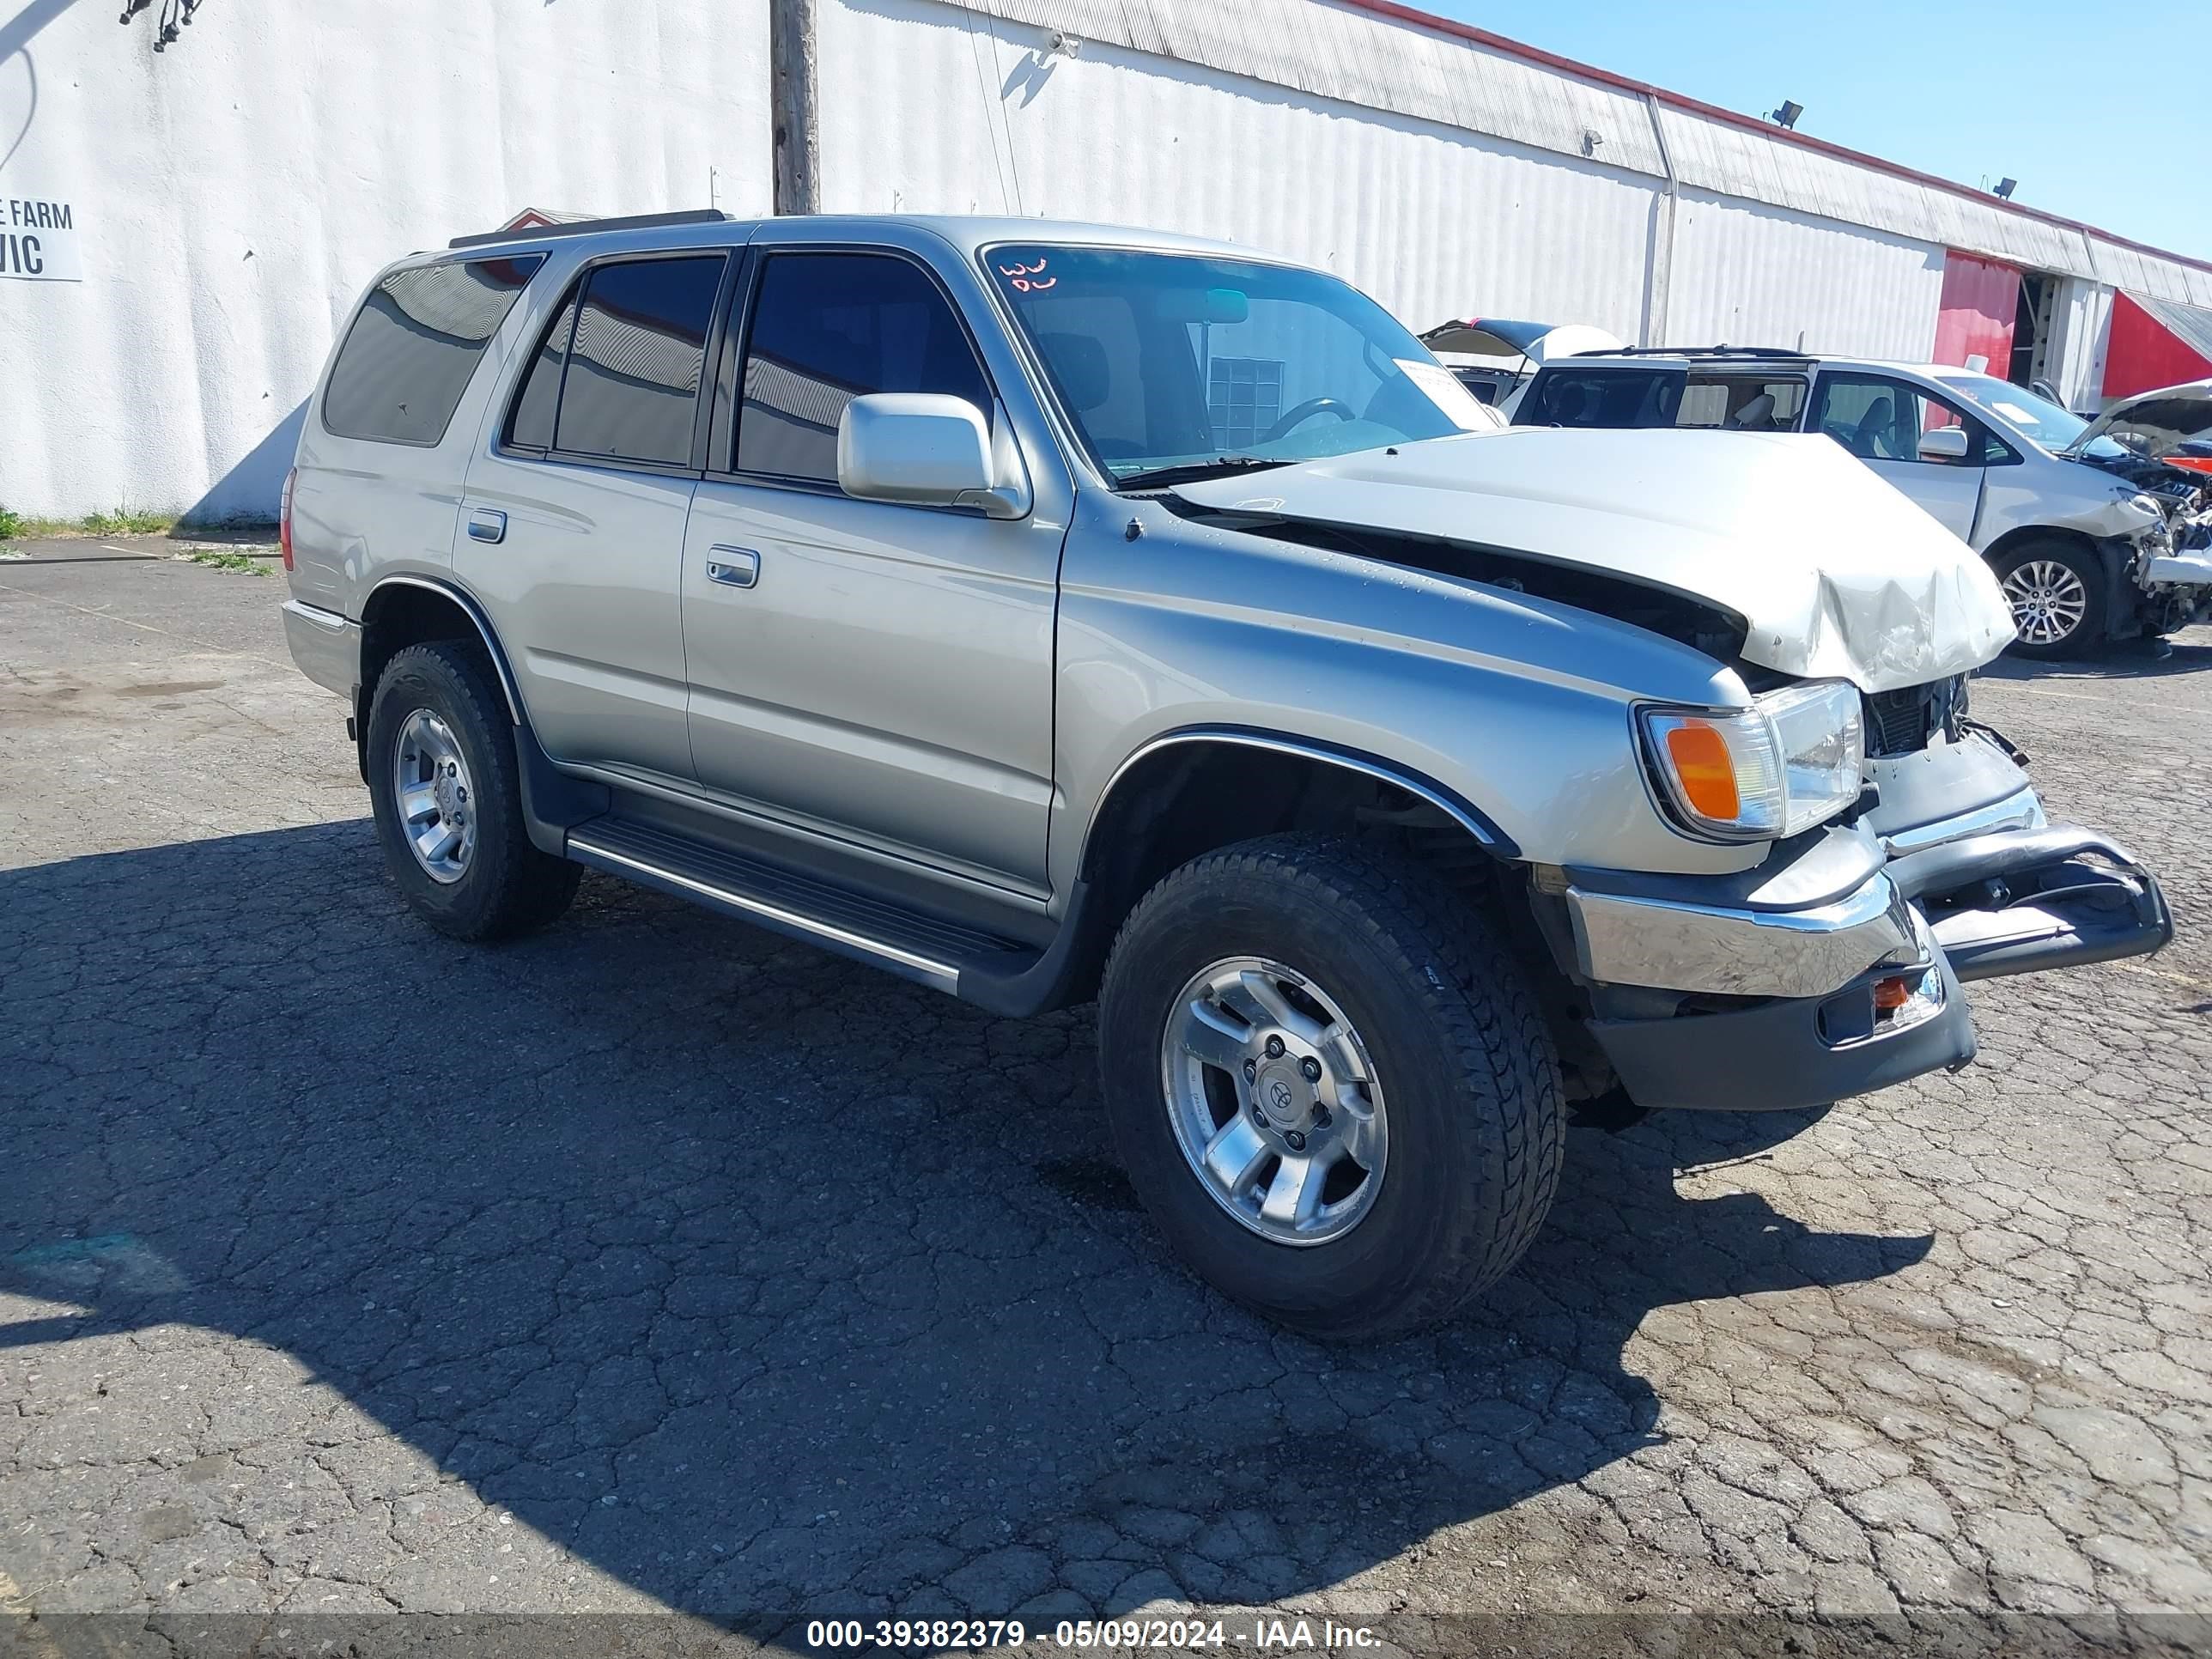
[
  {"xmin": 448, "ymin": 209, "xmax": 737, "ymax": 251},
  {"xmin": 1571, "ymin": 344, "xmax": 1808, "ymax": 360}
]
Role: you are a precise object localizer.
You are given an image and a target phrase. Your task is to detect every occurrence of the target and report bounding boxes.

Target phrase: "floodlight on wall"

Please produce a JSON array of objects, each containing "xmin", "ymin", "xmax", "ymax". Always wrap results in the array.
[
  {"xmin": 1993, "ymin": 178, "xmax": 2018, "ymax": 200},
  {"xmin": 1767, "ymin": 100, "xmax": 1804, "ymax": 131}
]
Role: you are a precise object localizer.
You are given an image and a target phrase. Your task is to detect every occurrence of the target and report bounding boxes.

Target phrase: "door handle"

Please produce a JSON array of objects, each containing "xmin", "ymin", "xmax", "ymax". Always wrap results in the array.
[
  {"xmin": 705, "ymin": 545, "xmax": 760, "ymax": 589},
  {"xmin": 466, "ymin": 507, "xmax": 507, "ymax": 544}
]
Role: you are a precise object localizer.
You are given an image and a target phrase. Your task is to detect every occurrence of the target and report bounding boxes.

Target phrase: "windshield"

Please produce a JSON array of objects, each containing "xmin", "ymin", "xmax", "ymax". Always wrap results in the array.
[
  {"xmin": 1936, "ymin": 372, "xmax": 2127, "ymax": 459},
  {"xmin": 983, "ymin": 244, "xmax": 1479, "ymax": 484}
]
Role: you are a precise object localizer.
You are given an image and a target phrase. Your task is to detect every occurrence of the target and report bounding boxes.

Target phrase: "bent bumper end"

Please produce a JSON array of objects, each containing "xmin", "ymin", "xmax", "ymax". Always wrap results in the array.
[
  {"xmin": 1895, "ymin": 824, "xmax": 2173, "ymax": 983},
  {"xmin": 1570, "ymin": 818, "xmax": 2171, "ymax": 1112}
]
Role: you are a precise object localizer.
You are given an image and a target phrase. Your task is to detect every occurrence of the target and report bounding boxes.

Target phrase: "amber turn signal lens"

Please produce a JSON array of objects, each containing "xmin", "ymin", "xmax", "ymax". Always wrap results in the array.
[
  {"xmin": 1662, "ymin": 722, "xmax": 1740, "ymax": 821},
  {"xmin": 1872, "ymin": 975, "xmax": 1912, "ymax": 1012}
]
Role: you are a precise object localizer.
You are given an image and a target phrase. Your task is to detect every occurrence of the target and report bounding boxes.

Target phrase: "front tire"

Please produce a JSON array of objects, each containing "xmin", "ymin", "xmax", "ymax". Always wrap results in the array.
[
  {"xmin": 365, "ymin": 641, "xmax": 581, "ymax": 941},
  {"xmin": 1097, "ymin": 835, "xmax": 1565, "ymax": 1340},
  {"xmin": 1992, "ymin": 541, "xmax": 2106, "ymax": 659}
]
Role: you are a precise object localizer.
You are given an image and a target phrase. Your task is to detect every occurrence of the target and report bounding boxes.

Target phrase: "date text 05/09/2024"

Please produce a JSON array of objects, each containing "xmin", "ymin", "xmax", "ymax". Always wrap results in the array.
[{"xmin": 802, "ymin": 1618, "xmax": 1383, "ymax": 1649}]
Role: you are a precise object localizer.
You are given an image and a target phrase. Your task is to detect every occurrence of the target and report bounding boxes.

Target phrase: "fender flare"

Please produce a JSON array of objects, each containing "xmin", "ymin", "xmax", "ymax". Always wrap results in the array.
[
  {"xmin": 362, "ymin": 573, "xmax": 528, "ymax": 725},
  {"xmin": 1079, "ymin": 724, "xmax": 1520, "ymax": 875}
]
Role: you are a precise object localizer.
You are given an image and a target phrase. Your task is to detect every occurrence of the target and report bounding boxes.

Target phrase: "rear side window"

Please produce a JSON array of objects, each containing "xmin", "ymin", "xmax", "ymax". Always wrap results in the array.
[
  {"xmin": 323, "ymin": 256, "xmax": 543, "ymax": 445},
  {"xmin": 1519, "ymin": 368, "xmax": 1681, "ymax": 428},
  {"xmin": 734, "ymin": 252, "xmax": 991, "ymax": 482},
  {"xmin": 1676, "ymin": 377, "xmax": 1808, "ymax": 432},
  {"xmin": 553, "ymin": 256, "xmax": 727, "ymax": 466}
]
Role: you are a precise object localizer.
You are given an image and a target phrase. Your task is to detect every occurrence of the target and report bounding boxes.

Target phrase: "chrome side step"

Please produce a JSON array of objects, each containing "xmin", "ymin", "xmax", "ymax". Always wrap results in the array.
[{"xmin": 565, "ymin": 817, "xmax": 1036, "ymax": 995}]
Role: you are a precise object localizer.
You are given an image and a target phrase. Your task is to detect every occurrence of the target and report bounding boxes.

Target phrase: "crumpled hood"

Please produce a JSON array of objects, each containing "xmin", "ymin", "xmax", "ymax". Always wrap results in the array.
[{"xmin": 1174, "ymin": 427, "xmax": 2017, "ymax": 693}]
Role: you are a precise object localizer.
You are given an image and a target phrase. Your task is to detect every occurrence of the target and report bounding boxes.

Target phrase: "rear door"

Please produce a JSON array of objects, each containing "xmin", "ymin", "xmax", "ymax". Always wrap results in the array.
[
  {"xmin": 295, "ymin": 253, "xmax": 544, "ymax": 617},
  {"xmin": 1809, "ymin": 371, "xmax": 1988, "ymax": 539},
  {"xmin": 679, "ymin": 242, "xmax": 1061, "ymax": 888},
  {"xmin": 457, "ymin": 249, "xmax": 734, "ymax": 782}
]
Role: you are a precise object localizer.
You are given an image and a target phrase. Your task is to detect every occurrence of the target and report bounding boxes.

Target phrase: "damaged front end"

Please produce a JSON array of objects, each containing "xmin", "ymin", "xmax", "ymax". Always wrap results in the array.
[
  {"xmin": 2069, "ymin": 381, "xmax": 2212, "ymax": 626},
  {"xmin": 1558, "ymin": 768, "xmax": 2173, "ymax": 1113}
]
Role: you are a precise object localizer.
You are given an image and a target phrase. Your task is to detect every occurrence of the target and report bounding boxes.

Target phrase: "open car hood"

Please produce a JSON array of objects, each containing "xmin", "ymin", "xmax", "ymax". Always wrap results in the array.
[
  {"xmin": 1173, "ymin": 427, "xmax": 2017, "ymax": 693},
  {"xmin": 2067, "ymin": 379, "xmax": 2212, "ymax": 462}
]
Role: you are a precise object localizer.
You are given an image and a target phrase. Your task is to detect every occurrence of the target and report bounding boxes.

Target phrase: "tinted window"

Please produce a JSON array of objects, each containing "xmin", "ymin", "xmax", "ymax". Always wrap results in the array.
[
  {"xmin": 553, "ymin": 256, "xmax": 726, "ymax": 466},
  {"xmin": 506, "ymin": 289, "xmax": 579, "ymax": 451},
  {"xmin": 1811, "ymin": 374, "xmax": 1997, "ymax": 465},
  {"xmin": 1519, "ymin": 368, "xmax": 1682, "ymax": 428},
  {"xmin": 323, "ymin": 256, "xmax": 543, "ymax": 445},
  {"xmin": 736, "ymin": 253, "xmax": 991, "ymax": 482}
]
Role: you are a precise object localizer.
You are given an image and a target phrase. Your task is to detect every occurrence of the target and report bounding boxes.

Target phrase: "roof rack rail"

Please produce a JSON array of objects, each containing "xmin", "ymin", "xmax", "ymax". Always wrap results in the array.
[
  {"xmin": 1574, "ymin": 343, "xmax": 1807, "ymax": 359},
  {"xmin": 448, "ymin": 209, "xmax": 737, "ymax": 251}
]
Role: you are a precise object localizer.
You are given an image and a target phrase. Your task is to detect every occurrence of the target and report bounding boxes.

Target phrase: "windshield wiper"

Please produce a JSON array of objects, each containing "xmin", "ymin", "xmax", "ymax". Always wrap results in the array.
[{"xmin": 1114, "ymin": 456, "xmax": 1291, "ymax": 491}]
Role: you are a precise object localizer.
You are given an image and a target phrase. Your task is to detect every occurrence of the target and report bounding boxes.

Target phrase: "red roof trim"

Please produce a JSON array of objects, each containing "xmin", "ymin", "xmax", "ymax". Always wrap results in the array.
[{"xmin": 1334, "ymin": 0, "xmax": 2212, "ymax": 281}]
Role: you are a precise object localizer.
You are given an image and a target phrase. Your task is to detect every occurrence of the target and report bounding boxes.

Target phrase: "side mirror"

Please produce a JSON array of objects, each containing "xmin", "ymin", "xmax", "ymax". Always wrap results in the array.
[
  {"xmin": 1918, "ymin": 425, "xmax": 1972, "ymax": 463},
  {"xmin": 838, "ymin": 393, "xmax": 1015, "ymax": 514}
]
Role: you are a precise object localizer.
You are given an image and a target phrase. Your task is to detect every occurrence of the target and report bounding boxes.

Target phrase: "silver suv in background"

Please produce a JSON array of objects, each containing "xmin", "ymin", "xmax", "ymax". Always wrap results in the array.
[
  {"xmin": 1514, "ymin": 348, "xmax": 2212, "ymax": 657},
  {"xmin": 280, "ymin": 214, "xmax": 2172, "ymax": 1339}
]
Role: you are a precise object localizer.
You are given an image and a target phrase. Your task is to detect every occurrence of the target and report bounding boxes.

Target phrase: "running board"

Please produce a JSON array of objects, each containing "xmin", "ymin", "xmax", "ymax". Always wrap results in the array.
[{"xmin": 566, "ymin": 818, "xmax": 1039, "ymax": 996}]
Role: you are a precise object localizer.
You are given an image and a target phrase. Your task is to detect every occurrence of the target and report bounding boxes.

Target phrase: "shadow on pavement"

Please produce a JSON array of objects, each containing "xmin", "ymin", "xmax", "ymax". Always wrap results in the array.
[
  {"xmin": 1979, "ymin": 637, "xmax": 2212, "ymax": 684},
  {"xmin": 0, "ymin": 823, "xmax": 1933, "ymax": 1634}
]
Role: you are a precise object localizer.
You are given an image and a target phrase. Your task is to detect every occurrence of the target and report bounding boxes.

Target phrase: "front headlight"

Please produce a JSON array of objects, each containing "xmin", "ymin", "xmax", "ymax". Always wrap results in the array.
[{"xmin": 1640, "ymin": 680, "xmax": 1866, "ymax": 842}]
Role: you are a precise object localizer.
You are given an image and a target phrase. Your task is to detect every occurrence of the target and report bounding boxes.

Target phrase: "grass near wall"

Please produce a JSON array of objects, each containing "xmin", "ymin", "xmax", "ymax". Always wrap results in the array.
[
  {"xmin": 0, "ymin": 501, "xmax": 280, "ymax": 545},
  {"xmin": 78, "ymin": 506, "xmax": 179, "ymax": 535}
]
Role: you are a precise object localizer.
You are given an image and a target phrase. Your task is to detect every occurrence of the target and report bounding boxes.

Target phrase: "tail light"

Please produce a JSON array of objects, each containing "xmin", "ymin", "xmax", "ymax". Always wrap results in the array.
[{"xmin": 279, "ymin": 466, "xmax": 296, "ymax": 572}]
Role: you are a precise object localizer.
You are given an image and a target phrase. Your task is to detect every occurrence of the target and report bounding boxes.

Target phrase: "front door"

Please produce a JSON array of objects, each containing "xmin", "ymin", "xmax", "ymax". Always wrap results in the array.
[
  {"xmin": 459, "ymin": 251, "xmax": 732, "ymax": 781},
  {"xmin": 681, "ymin": 247, "xmax": 1060, "ymax": 889},
  {"xmin": 1809, "ymin": 371, "xmax": 1987, "ymax": 540}
]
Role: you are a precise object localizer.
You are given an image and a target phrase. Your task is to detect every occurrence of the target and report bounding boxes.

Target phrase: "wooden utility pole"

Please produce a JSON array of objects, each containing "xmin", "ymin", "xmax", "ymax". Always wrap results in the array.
[{"xmin": 770, "ymin": 0, "xmax": 821, "ymax": 215}]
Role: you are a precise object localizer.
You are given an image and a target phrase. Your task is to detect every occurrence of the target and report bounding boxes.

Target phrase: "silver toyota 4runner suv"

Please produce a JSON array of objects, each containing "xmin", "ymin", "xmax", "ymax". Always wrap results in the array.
[{"xmin": 280, "ymin": 213, "xmax": 2173, "ymax": 1339}]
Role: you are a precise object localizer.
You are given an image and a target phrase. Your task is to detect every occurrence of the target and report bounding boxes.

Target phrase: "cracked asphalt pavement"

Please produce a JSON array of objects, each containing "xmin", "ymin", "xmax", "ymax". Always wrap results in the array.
[{"xmin": 3, "ymin": 549, "xmax": 2210, "ymax": 1655}]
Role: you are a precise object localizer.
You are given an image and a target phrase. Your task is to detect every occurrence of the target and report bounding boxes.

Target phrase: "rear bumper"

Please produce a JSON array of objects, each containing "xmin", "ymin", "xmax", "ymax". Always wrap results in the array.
[
  {"xmin": 1569, "ymin": 816, "xmax": 2172, "ymax": 1112},
  {"xmin": 281, "ymin": 599, "xmax": 360, "ymax": 701}
]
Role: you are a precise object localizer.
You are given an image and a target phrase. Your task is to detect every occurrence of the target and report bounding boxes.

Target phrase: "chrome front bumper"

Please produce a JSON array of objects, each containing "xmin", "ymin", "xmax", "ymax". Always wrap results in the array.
[
  {"xmin": 1567, "ymin": 872, "xmax": 1922, "ymax": 1000},
  {"xmin": 1565, "ymin": 798, "xmax": 2169, "ymax": 1001}
]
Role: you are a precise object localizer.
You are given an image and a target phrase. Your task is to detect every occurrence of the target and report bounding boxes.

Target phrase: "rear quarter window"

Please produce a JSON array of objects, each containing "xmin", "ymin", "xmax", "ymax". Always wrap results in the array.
[{"xmin": 322, "ymin": 255, "xmax": 544, "ymax": 446}]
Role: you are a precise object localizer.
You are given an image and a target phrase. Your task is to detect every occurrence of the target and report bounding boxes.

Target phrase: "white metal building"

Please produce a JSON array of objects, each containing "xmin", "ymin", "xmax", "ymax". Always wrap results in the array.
[{"xmin": 4, "ymin": 0, "xmax": 2210, "ymax": 522}]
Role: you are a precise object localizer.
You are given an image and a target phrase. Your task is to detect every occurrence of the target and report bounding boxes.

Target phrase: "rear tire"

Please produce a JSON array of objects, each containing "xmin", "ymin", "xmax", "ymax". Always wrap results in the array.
[
  {"xmin": 365, "ymin": 641, "xmax": 581, "ymax": 941},
  {"xmin": 1991, "ymin": 541, "xmax": 2106, "ymax": 659},
  {"xmin": 1097, "ymin": 834, "xmax": 1565, "ymax": 1340}
]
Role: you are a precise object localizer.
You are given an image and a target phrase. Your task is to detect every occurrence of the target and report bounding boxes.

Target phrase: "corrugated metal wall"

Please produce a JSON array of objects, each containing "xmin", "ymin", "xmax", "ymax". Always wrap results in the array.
[
  {"xmin": 0, "ymin": 0, "xmax": 771, "ymax": 520},
  {"xmin": 814, "ymin": 0, "xmax": 1661, "ymax": 342},
  {"xmin": 816, "ymin": 0, "xmax": 1960, "ymax": 362},
  {"xmin": 1666, "ymin": 191, "xmax": 1944, "ymax": 359},
  {"xmin": 7, "ymin": 0, "xmax": 2209, "ymax": 517}
]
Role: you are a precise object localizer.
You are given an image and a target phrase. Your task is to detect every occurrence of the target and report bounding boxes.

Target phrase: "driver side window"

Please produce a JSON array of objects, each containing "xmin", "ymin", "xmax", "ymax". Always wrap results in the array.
[
  {"xmin": 1812, "ymin": 374, "xmax": 1987, "ymax": 465},
  {"xmin": 733, "ymin": 252, "xmax": 993, "ymax": 483}
]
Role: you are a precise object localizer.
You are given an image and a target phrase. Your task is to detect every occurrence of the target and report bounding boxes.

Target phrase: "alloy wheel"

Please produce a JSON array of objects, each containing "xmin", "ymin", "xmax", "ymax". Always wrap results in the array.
[
  {"xmin": 2001, "ymin": 559, "xmax": 2089, "ymax": 647},
  {"xmin": 392, "ymin": 708, "xmax": 477, "ymax": 884},
  {"xmin": 1158, "ymin": 956, "xmax": 1389, "ymax": 1246}
]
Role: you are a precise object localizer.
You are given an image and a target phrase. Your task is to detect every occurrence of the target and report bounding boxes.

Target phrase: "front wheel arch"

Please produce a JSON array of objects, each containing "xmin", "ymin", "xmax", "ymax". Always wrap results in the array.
[{"xmin": 1048, "ymin": 728, "xmax": 1518, "ymax": 1011}]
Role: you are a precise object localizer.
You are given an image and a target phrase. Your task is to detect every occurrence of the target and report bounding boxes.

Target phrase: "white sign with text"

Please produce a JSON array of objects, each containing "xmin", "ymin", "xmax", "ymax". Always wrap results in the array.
[{"xmin": 1, "ymin": 194, "xmax": 82, "ymax": 281}]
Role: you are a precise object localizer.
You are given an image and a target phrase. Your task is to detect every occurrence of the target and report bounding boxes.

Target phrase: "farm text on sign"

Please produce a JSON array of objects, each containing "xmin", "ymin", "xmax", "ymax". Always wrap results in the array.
[{"xmin": 2, "ymin": 197, "xmax": 84, "ymax": 282}]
